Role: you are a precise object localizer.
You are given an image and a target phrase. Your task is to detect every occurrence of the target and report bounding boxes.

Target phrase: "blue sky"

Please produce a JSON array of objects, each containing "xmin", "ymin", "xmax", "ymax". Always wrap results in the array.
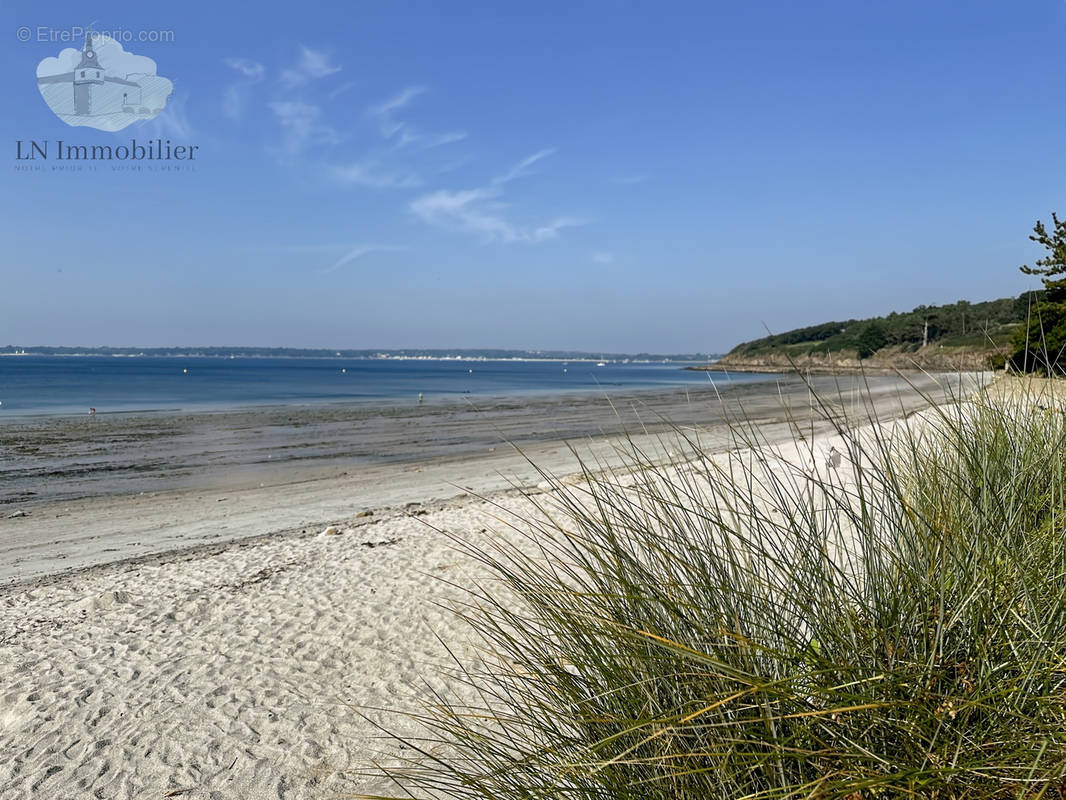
[{"xmin": 1, "ymin": 0, "xmax": 1064, "ymax": 352}]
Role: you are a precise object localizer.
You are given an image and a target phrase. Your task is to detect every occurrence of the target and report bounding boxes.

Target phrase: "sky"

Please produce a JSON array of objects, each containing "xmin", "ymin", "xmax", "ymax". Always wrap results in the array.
[{"xmin": 1, "ymin": 0, "xmax": 1064, "ymax": 353}]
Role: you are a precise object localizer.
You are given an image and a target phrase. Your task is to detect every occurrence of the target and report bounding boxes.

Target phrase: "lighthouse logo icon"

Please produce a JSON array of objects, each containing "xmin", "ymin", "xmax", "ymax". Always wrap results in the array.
[{"xmin": 36, "ymin": 32, "xmax": 173, "ymax": 132}]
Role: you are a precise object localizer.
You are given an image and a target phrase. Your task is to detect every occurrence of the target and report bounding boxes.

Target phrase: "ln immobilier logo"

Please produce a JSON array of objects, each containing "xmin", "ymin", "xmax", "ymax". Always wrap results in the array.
[{"xmin": 36, "ymin": 31, "xmax": 173, "ymax": 132}]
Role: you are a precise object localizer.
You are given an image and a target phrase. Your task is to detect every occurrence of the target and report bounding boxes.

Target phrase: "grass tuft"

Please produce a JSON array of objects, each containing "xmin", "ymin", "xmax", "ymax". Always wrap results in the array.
[{"xmin": 372, "ymin": 374, "xmax": 1066, "ymax": 800}]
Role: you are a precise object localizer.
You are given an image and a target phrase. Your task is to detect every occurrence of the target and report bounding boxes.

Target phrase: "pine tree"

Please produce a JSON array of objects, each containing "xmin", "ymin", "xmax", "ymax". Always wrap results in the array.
[{"xmin": 1010, "ymin": 213, "xmax": 1066, "ymax": 374}]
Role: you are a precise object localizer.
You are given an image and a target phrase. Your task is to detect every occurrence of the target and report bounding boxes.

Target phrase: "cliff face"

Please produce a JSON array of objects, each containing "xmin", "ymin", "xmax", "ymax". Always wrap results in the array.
[{"xmin": 701, "ymin": 344, "xmax": 1006, "ymax": 374}]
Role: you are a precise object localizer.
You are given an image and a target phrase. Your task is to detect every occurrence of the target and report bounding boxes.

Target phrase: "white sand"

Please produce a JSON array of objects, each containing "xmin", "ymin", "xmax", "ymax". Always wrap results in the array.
[
  {"xmin": 0, "ymin": 434, "xmax": 877, "ymax": 798},
  {"xmin": 1, "ymin": 489, "xmax": 527, "ymax": 799}
]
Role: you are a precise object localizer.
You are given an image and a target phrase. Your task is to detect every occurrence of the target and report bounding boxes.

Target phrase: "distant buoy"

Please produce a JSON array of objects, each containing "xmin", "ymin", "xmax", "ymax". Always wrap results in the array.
[
  {"xmin": 468, "ymin": 368, "xmax": 473, "ymax": 373},
  {"xmin": 563, "ymin": 368, "xmax": 567, "ymax": 373},
  {"xmin": 182, "ymin": 368, "xmax": 188, "ymax": 374},
  {"xmin": 341, "ymin": 368, "xmax": 346, "ymax": 373}
]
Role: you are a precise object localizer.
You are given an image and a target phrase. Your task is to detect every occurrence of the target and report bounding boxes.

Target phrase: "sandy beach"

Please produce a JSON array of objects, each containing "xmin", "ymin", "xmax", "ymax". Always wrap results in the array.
[{"xmin": 0, "ymin": 373, "xmax": 982, "ymax": 799}]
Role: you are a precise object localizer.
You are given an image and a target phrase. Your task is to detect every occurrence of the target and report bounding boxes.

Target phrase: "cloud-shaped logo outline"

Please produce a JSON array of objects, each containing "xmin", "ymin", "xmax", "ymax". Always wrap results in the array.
[{"xmin": 36, "ymin": 34, "xmax": 174, "ymax": 132}]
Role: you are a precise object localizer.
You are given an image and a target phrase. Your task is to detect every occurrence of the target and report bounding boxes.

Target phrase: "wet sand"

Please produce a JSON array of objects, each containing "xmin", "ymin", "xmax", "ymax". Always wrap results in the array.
[{"xmin": 0, "ymin": 374, "xmax": 973, "ymax": 586}]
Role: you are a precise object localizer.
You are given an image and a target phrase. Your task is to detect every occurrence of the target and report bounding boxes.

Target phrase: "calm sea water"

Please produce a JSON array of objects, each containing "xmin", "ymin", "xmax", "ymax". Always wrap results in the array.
[{"xmin": 0, "ymin": 356, "xmax": 777, "ymax": 417}]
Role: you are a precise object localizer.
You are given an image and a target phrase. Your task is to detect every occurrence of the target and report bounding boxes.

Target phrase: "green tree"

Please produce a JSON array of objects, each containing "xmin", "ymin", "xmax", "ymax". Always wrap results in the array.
[
  {"xmin": 856, "ymin": 322, "xmax": 887, "ymax": 359},
  {"xmin": 1010, "ymin": 213, "xmax": 1066, "ymax": 374}
]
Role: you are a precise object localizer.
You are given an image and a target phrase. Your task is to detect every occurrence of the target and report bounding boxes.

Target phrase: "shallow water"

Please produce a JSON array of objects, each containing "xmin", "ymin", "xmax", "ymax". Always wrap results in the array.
[{"xmin": 0, "ymin": 355, "xmax": 773, "ymax": 417}]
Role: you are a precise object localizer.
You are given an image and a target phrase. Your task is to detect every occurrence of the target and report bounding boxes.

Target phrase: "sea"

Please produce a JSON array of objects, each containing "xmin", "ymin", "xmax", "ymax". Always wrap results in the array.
[{"xmin": 0, "ymin": 356, "xmax": 779, "ymax": 418}]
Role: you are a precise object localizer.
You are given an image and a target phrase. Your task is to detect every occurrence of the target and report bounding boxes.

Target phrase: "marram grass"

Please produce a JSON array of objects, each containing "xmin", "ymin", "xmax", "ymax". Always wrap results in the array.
[{"xmin": 371, "ymin": 375, "xmax": 1066, "ymax": 800}]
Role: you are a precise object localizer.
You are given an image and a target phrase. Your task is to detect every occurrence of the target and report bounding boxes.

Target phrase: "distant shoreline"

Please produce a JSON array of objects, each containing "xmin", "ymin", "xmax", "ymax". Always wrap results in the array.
[
  {"xmin": 0, "ymin": 353, "xmax": 706, "ymax": 364},
  {"xmin": 0, "ymin": 348, "xmax": 722, "ymax": 362},
  {"xmin": 686, "ymin": 363, "xmax": 935, "ymax": 376}
]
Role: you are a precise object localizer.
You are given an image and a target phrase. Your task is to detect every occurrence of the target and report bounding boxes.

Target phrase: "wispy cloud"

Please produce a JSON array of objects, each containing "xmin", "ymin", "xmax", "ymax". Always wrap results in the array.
[
  {"xmin": 281, "ymin": 45, "xmax": 342, "ymax": 88},
  {"xmin": 225, "ymin": 57, "xmax": 265, "ymax": 81},
  {"xmin": 329, "ymin": 160, "xmax": 422, "ymax": 189},
  {"xmin": 493, "ymin": 148, "xmax": 556, "ymax": 184},
  {"xmin": 592, "ymin": 251, "xmax": 615, "ymax": 265},
  {"xmin": 366, "ymin": 87, "xmax": 466, "ymax": 151},
  {"xmin": 410, "ymin": 187, "xmax": 584, "ymax": 244},
  {"xmin": 322, "ymin": 244, "xmax": 405, "ymax": 274},
  {"xmin": 269, "ymin": 101, "xmax": 339, "ymax": 157},
  {"xmin": 327, "ymin": 81, "xmax": 357, "ymax": 100},
  {"xmin": 368, "ymin": 86, "xmax": 425, "ymax": 137},
  {"xmin": 222, "ymin": 58, "xmax": 265, "ymax": 121},
  {"xmin": 260, "ymin": 48, "xmax": 345, "ymax": 161},
  {"xmin": 409, "ymin": 145, "xmax": 585, "ymax": 243},
  {"xmin": 614, "ymin": 174, "xmax": 648, "ymax": 185},
  {"xmin": 406, "ymin": 130, "xmax": 468, "ymax": 151},
  {"xmin": 146, "ymin": 92, "xmax": 193, "ymax": 138},
  {"xmin": 313, "ymin": 86, "xmax": 465, "ymax": 190}
]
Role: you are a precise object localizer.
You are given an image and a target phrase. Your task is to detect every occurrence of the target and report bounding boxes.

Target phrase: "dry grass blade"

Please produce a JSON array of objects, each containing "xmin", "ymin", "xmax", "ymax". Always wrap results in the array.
[{"xmin": 366, "ymin": 372, "xmax": 1066, "ymax": 800}]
